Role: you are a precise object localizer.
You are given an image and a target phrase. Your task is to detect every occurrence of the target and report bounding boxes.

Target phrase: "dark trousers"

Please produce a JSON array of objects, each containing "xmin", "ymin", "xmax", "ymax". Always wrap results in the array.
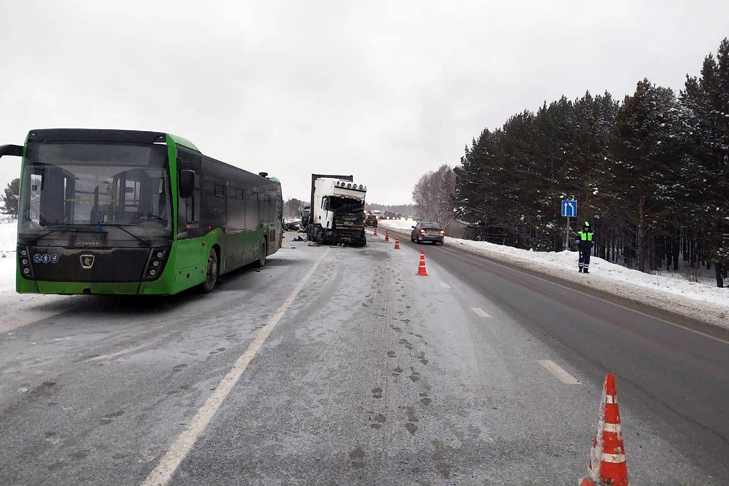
[{"xmin": 578, "ymin": 247, "xmax": 591, "ymax": 271}]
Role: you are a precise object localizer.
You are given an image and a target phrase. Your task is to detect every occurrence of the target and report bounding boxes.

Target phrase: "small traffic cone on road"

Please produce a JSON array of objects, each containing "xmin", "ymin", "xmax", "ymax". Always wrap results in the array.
[
  {"xmin": 373, "ymin": 227, "xmax": 378, "ymax": 237},
  {"xmin": 417, "ymin": 250, "xmax": 428, "ymax": 276},
  {"xmin": 394, "ymin": 238, "xmax": 400, "ymax": 250},
  {"xmin": 581, "ymin": 373, "xmax": 629, "ymax": 486},
  {"xmin": 384, "ymin": 230, "xmax": 389, "ymax": 242}
]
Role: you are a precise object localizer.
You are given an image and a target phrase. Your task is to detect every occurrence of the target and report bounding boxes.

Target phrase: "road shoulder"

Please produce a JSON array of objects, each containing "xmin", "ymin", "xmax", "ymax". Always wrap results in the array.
[{"xmin": 378, "ymin": 224, "xmax": 729, "ymax": 343}]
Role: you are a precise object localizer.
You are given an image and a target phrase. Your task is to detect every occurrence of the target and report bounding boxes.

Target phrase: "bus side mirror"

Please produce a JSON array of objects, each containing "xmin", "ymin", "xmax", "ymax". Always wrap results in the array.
[
  {"xmin": 179, "ymin": 170, "xmax": 195, "ymax": 198},
  {"xmin": 0, "ymin": 145, "xmax": 23, "ymax": 159}
]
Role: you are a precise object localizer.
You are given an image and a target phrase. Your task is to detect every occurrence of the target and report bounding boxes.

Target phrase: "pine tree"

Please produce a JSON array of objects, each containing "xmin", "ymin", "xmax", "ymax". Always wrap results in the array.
[
  {"xmin": 1, "ymin": 178, "xmax": 20, "ymax": 217},
  {"xmin": 449, "ymin": 37, "xmax": 728, "ymax": 291},
  {"xmin": 680, "ymin": 38, "xmax": 729, "ymax": 286}
]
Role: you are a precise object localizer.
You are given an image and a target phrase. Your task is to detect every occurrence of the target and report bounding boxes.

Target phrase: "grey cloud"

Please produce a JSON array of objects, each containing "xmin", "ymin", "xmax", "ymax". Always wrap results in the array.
[{"xmin": 1, "ymin": 0, "xmax": 728, "ymax": 203}]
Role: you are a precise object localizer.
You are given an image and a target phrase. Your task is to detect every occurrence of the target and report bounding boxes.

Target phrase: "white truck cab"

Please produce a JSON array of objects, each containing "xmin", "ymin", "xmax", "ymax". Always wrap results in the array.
[{"xmin": 308, "ymin": 177, "xmax": 367, "ymax": 246}]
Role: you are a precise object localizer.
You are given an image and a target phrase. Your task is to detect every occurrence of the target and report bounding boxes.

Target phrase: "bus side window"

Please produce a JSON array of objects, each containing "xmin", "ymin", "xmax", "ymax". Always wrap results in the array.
[
  {"xmin": 228, "ymin": 187, "xmax": 244, "ymax": 230},
  {"xmin": 182, "ymin": 173, "xmax": 198, "ymax": 227},
  {"xmin": 246, "ymin": 190, "xmax": 259, "ymax": 228},
  {"xmin": 177, "ymin": 150, "xmax": 201, "ymax": 236}
]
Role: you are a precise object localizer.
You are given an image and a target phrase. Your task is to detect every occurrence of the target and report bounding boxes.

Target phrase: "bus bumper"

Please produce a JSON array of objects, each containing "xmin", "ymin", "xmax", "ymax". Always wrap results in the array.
[
  {"xmin": 16, "ymin": 269, "xmax": 180, "ymax": 296},
  {"xmin": 18, "ymin": 279, "xmax": 142, "ymax": 295}
]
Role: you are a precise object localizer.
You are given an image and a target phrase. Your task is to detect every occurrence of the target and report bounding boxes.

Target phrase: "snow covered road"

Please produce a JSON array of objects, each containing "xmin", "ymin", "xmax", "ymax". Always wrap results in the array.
[
  {"xmin": 0, "ymin": 230, "xmax": 728, "ymax": 484},
  {"xmin": 380, "ymin": 219, "xmax": 729, "ymax": 331}
]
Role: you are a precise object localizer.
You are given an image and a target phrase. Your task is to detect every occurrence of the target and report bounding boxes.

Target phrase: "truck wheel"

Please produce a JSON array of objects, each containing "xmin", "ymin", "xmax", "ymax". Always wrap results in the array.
[
  {"xmin": 354, "ymin": 233, "xmax": 366, "ymax": 247},
  {"xmin": 257, "ymin": 241, "xmax": 267, "ymax": 268},
  {"xmin": 201, "ymin": 249, "xmax": 218, "ymax": 293}
]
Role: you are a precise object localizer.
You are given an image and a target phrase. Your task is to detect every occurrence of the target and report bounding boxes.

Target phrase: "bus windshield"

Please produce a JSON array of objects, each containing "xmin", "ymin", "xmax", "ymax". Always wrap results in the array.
[{"xmin": 19, "ymin": 142, "xmax": 171, "ymax": 241}]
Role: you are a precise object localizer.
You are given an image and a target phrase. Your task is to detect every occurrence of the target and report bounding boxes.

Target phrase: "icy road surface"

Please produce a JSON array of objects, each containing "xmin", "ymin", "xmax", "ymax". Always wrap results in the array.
[{"xmin": 0, "ymin": 232, "xmax": 728, "ymax": 485}]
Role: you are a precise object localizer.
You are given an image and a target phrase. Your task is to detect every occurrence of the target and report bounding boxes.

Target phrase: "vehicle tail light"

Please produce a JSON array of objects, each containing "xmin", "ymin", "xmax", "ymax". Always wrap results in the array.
[
  {"xmin": 18, "ymin": 245, "xmax": 34, "ymax": 279},
  {"xmin": 144, "ymin": 247, "xmax": 170, "ymax": 280}
]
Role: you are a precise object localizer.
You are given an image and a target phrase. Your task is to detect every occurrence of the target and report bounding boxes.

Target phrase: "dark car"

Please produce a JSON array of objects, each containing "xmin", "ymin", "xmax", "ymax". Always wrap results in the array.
[
  {"xmin": 365, "ymin": 213, "xmax": 378, "ymax": 227},
  {"xmin": 411, "ymin": 222, "xmax": 444, "ymax": 245},
  {"xmin": 283, "ymin": 220, "xmax": 302, "ymax": 231}
]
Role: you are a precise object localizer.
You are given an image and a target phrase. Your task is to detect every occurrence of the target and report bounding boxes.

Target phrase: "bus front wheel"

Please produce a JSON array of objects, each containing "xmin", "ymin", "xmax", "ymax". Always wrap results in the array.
[{"xmin": 201, "ymin": 249, "xmax": 218, "ymax": 293}]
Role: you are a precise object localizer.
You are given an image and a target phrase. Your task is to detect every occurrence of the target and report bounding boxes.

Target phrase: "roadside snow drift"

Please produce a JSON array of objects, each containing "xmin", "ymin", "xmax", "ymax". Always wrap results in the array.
[
  {"xmin": 0, "ymin": 220, "xmax": 16, "ymax": 293},
  {"xmin": 0, "ymin": 220, "xmax": 81, "ymax": 334}
]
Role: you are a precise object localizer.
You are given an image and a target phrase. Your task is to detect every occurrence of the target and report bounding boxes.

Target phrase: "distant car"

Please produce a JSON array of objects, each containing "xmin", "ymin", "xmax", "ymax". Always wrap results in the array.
[
  {"xmin": 411, "ymin": 222, "xmax": 445, "ymax": 245},
  {"xmin": 283, "ymin": 220, "xmax": 302, "ymax": 231},
  {"xmin": 365, "ymin": 214, "xmax": 378, "ymax": 227}
]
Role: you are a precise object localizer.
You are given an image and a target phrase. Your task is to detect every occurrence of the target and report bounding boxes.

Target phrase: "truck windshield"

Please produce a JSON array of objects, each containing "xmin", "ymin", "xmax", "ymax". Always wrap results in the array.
[
  {"xmin": 326, "ymin": 196, "xmax": 363, "ymax": 212},
  {"xmin": 19, "ymin": 143, "xmax": 171, "ymax": 241}
]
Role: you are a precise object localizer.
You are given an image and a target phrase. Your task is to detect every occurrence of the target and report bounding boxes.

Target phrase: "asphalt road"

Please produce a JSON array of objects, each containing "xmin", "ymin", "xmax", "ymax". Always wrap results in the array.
[{"xmin": 1, "ymin": 231, "xmax": 728, "ymax": 485}]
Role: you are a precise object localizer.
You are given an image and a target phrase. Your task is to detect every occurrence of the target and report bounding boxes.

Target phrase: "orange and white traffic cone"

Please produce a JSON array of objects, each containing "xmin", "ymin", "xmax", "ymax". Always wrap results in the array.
[
  {"xmin": 394, "ymin": 238, "xmax": 400, "ymax": 250},
  {"xmin": 384, "ymin": 230, "xmax": 389, "ymax": 242},
  {"xmin": 417, "ymin": 250, "xmax": 428, "ymax": 276},
  {"xmin": 582, "ymin": 373, "xmax": 629, "ymax": 486}
]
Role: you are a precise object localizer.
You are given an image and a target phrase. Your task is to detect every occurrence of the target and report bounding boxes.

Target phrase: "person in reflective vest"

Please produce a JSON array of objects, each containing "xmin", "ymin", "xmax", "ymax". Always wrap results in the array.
[{"xmin": 576, "ymin": 221, "xmax": 594, "ymax": 273}]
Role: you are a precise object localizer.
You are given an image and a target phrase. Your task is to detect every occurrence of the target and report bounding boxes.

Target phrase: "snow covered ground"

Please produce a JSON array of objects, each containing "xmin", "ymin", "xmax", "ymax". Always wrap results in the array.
[
  {"xmin": 0, "ymin": 219, "xmax": 81, "ymax": 334},
  {"xmin": 379, "ymin": 218, "xmax": 729, "ymax": 330},
  {"xmin": 379, "ymin": 218, "xmax": 417, "ymax": 232},
  {"xmin": 0, "ymin": 219, "xmax": 17, "ymax": 293}
]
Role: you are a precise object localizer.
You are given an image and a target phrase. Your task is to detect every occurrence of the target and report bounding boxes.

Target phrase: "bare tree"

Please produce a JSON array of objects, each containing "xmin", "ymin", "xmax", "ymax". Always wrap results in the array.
[{"xmin": 412, "ymin": 165, "xmax": 456, "ymax": 227}]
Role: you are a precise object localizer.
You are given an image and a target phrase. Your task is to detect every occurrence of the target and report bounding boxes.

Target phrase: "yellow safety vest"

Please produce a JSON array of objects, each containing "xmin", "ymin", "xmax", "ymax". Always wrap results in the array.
[{"xmin": 578, "ymin": 231, "xmax": 593, "ymax": 242}]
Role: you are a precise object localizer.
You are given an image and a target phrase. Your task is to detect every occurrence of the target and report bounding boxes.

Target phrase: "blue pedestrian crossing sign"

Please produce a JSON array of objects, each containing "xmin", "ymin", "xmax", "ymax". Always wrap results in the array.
[{"xmin": 561, "ymin": 198, "xmax": 577, "ymax": 218}]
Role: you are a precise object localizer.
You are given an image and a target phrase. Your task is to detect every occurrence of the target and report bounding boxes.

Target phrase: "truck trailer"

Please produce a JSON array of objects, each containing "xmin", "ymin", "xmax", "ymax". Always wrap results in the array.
[{"xmin": 307, "ymin": 174, "xmax": 367, "ymax": 246}]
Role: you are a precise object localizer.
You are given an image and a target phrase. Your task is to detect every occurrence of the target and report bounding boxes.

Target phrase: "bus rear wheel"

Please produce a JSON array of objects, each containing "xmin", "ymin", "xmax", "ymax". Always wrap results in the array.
[{"xmin": 201, "ymin": 249, "xmax": 218, "ymax": 293}]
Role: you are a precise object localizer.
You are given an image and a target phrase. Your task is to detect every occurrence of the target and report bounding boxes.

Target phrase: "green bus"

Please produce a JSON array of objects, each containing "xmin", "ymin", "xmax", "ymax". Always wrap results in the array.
[{"xmin": 0, "ymin": 129, "xmax": 282, "ymax": 295}]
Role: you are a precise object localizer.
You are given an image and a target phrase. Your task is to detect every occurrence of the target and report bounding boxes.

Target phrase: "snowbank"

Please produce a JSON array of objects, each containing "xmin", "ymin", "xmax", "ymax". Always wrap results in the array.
[
  {"xmin": 378, "ymin": 218, "xmax": 417, "ymax": 231},
  {"xmin": 0, "ymin": 221, "xmax": 17, "ymax": 293},
  {"xmin": 379, "ymin": 219, "xmax": 729, "ymax": 330},
  {"xmin": 0, "ymin": 220, "xmax": 83, "ymax": 334}
]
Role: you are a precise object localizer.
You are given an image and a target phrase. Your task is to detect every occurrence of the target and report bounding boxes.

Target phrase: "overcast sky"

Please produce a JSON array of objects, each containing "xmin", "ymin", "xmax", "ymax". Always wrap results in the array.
[{"xmin": 1, "ymin": 1, "xmax": 728, "ymax": 204}]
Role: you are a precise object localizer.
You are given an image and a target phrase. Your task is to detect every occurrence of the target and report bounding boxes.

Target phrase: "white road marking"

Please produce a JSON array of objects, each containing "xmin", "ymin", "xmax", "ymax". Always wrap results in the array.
[
  {"xmin": 141, "ymin": 249, "xmax": 330, "ymax": 486},
  {"xmin": 440, "ymin": 282, "xmax": 451, "ymax": 289},
  {"xmin": 471, "ymin": 307, "xmax": 492, "ymax": 318},
  {"xmin": 538, "ymin": 360, "xmax": 580, "ymax": 384}
]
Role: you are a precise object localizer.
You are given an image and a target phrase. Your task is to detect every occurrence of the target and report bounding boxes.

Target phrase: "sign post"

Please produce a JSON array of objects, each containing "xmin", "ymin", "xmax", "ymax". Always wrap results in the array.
[{"xmin": 561, "ymin": 197, "xmax": 577, "ymax": 250}]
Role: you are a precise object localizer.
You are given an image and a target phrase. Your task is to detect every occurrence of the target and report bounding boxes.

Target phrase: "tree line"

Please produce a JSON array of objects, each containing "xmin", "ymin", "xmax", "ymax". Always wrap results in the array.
[
  {"xmin": 1, "ymin": 178, "xmax": 19, "ymax": 217},
  {"xmin": 366, "ymin": 203, "xmax": 416, "ymax": 219},
  {"xmin": 448, "ymin": 37, "xmax": 729, "ymax": 287}
]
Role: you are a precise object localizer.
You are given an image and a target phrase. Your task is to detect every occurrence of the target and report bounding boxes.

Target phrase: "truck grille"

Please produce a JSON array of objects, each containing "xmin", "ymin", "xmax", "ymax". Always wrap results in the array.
[{"xmin": 334, "ymin": 212, "xmax": 364, "ymax": 229}]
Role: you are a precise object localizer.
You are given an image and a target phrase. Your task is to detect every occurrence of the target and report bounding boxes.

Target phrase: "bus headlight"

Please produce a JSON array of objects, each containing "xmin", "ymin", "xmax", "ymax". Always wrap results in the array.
[
  {"xmin": 144, "ymin": 247, "xmax": 169, "ymax": 280},
  {"xmin": 18, "ymin": 245, "xmax": 34, "ymax": 279}
]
